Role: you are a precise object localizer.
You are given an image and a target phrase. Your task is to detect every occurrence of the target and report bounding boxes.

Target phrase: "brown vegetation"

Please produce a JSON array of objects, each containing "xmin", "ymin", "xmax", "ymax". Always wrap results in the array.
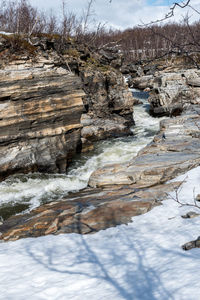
[{"xmin": 0, "ymin": 0, "xmax": 200, "ymax": 67}]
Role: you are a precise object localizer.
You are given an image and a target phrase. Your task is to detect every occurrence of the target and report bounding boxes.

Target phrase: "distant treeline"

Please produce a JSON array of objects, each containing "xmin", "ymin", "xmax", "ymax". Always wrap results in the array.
[
  {"xmin": 0, "ymin": 0, "xmax": 200, "ymax": 65},
  {"xmin": 92, "ymin": 22, "xmax": 200, "ymax": 65}
]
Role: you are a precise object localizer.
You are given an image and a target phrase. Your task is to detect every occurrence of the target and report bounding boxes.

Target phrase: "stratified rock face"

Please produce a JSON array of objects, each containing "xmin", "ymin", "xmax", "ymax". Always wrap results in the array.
[
  {"xmin": 0, "ymin": 54, "xmax": 85, "ymax": 178},
  {"xmin": 0, "ymin": 34, "xmax": 137, "ymax": 178},
  {"xmin": 149, "ymin": 69, "xmax": 200, "ymax": 117},
  {"xmin": 80, "ymin": 68, "xmax": 135, "ymax": 148}
]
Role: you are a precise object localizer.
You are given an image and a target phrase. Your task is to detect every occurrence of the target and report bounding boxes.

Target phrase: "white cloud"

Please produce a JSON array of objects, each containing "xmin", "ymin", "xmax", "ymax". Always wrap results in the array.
[{"xmin": 29, "ymin": 0, "xmax": 200, "ymax": 29}]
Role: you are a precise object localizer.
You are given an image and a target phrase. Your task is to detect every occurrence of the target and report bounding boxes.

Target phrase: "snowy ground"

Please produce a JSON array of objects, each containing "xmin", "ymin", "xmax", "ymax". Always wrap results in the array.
[{"xmin": 0, "ymin": 167, "xmax": 200, "ymax": 300}]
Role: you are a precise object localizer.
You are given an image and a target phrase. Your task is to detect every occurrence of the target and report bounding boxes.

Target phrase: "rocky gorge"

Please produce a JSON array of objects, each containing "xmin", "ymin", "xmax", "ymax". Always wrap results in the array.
[
  {"xmin": 1, "ymin": 103, "xmax": 200, "ymax": 241},
  {"xmin": 0, "ymin": 34, "xmax": 134, "ymax": 179},
  {"xmin": 0, "ymin": 36, "xmax": 200, "ymax": 243}
]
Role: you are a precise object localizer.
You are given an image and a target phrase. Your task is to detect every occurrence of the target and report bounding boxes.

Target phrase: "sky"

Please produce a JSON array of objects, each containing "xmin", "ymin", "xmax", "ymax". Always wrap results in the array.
[{"xmin": 28, "ymin": 0, "xmax": 200, "ymax": 30}]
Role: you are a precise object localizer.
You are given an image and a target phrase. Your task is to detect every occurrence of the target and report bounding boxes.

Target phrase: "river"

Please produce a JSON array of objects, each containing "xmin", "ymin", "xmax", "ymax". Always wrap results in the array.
[{"xmin": 0, "ymin": 89, "xmax": 163, "ymax": 220}]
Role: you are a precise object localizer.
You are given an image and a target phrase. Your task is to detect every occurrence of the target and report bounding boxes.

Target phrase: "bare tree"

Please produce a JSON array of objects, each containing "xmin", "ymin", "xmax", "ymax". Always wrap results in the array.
[
  {"xmin": 46, "ymin": 10, "xmax": 58, "ymax": 34},
  {"xmin": 81, "ymin": 0, "xmax": 95, "ymax": 35},
  {"xmin": 0, "ymin": 0, "xmax": 46, "ymax": 35}
]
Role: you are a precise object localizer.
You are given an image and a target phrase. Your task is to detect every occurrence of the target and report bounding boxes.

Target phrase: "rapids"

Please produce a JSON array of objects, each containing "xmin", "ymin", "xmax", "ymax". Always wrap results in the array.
[{"xmin": 0, "ymin": 89, "xmax": 164, "ymax": 220}]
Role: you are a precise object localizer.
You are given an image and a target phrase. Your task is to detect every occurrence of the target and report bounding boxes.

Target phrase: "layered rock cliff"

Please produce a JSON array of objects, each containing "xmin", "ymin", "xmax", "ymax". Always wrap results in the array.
[
  {"xmin": 0, "ymin": 54, "xmax": 85, "ymax": 179},
  {"xmin": 0, "ymin": 34, "xmax": 134, "ymax": 178},
  {"xmin": 80, "ymin": 67, "xmax": 134, "ymax": 151}
]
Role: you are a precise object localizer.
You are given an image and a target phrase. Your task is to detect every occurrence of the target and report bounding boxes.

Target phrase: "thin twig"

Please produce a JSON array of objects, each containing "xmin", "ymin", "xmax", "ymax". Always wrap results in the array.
[
  {"xmin": 140, "ymin": 0, "xmax": 191, "ymax": 26},
  {"xmin": 166, "ymin": 176, "xmax": 200, "ymax": 209}
]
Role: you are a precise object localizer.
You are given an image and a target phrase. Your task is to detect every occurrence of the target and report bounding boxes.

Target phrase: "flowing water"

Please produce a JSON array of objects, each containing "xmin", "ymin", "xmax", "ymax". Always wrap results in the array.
[{"xmin": 0, "ymin": 89, "xmax": 163, "ymax": 220}]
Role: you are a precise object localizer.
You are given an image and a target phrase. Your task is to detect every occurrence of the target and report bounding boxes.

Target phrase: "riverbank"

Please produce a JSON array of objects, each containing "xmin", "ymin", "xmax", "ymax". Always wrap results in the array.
[
  {"xmin": 0, "ymin": 166, "xmax": 200, "ymax": 299},
  {"xmin": 1, "ymin": 102, "xmax": 200, "ymax": 241}
]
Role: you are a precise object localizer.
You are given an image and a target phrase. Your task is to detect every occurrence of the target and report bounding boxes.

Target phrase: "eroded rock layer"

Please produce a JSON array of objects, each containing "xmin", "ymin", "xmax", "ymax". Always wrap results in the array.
[{"xmin": 0, "ymin": 55, "xmax": 85, "ymax": 178}]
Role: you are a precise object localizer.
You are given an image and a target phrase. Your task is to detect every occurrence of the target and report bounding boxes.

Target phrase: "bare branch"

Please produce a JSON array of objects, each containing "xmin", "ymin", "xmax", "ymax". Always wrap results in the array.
[
  {"xmin": 82, "ymin": 0, "xmax": 95, "ymax": 35},
  {"xmin": 188, "ymin": 4, "xmax": 200, "ymax": 15},
  {"xmin": 166, "ymin": 177, "xmax": 200, "ymax": 210},
  {"xmin": 140, "ymin": 0, "xmax": 191, "ymax": 26}
]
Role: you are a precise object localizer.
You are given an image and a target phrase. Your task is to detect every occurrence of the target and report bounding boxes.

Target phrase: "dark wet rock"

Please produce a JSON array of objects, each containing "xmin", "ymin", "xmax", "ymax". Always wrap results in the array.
[
  {"xmin": 120, "ymin": 63, "xmax": 138, "ymax": 75},
  {"xmin": 196, "ymin": 194, "xmax": 200, "ymax": 202},
  {"xmin": 149, "ymin": 103, "xmax": 183, "ymax": 117},
  {"xmin": 143, "ymin": 64, "xmax": 159, "ymax": 76},
  {"xmin": 181, "ymin": 211, "xmax": 200, "ymax": 219},
  {"xmin": 98, "ymin": 47, "xmax": 122, "ymax": 67},
  {"xmin": 81, "ymin": 68, "xmax": 134, "ymax": 119},
  {"xmin": 182, "ymin": 236, "xmax": 200, "ymax": 250},
  {"xmin": 81, "ymin": 116, "xmax": 133, "ymax": 142},
  {"xmin": 80, "ymin": 68, "xmax": 135, "ymax": 145}
]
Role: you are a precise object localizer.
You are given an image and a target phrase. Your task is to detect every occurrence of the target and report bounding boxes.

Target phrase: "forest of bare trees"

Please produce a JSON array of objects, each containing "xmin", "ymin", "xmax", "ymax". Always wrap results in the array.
[{"xmin": 0, "ymin": 0, "xmax": 200, "ymax": 66}]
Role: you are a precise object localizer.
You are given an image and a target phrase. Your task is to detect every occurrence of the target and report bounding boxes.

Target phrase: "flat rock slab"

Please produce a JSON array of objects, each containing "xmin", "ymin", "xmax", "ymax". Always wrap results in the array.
[
  {"xmin": 89, "ymin": 109, "xmax": 200, "ymax": 188},
  {"xmin": 0, "ymin": 182, "xmax": 180, "ymax": 241}
]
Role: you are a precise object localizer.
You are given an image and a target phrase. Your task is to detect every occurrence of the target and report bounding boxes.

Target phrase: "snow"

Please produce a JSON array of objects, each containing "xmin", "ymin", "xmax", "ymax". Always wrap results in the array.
[
  {"xmin": 0, "ymin": 166, "xmax": 200, "ymax": 300},
  {"xmin": 0, "ymin": 31, "xmax": 13, "ymax": 35}
]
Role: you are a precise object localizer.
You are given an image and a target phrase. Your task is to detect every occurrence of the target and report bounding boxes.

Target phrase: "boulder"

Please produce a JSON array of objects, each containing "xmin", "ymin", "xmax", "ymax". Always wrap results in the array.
[
  {"xmin": 149, "ymin": 69, "xmax": 200, "ymax": 116},
  {"xmin": 181, "ymin": 212, "xmax": 200, "ymax": 219},
  {"xmin": 182, "ymin": 236, "xmax": 200, "ymax": 250},
  {"xmin": 128, "ymin": 75, "xmax": 154, "ymax": 90}
]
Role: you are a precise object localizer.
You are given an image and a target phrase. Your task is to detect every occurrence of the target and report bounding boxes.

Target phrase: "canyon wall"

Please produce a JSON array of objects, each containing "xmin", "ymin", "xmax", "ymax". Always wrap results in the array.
[
  {"xmin": 0, "ymin": 54, "xmax": 85, "ymax": 178},
  {"xmin": 0, "ymin": 35, "xmax": 134, "ymax": 178}
]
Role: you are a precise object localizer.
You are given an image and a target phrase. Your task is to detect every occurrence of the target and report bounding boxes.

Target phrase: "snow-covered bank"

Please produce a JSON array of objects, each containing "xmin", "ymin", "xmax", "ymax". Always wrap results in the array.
[{"xmin": 0, "ymin": 167, "xmax": 200, "ymax": 299}]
